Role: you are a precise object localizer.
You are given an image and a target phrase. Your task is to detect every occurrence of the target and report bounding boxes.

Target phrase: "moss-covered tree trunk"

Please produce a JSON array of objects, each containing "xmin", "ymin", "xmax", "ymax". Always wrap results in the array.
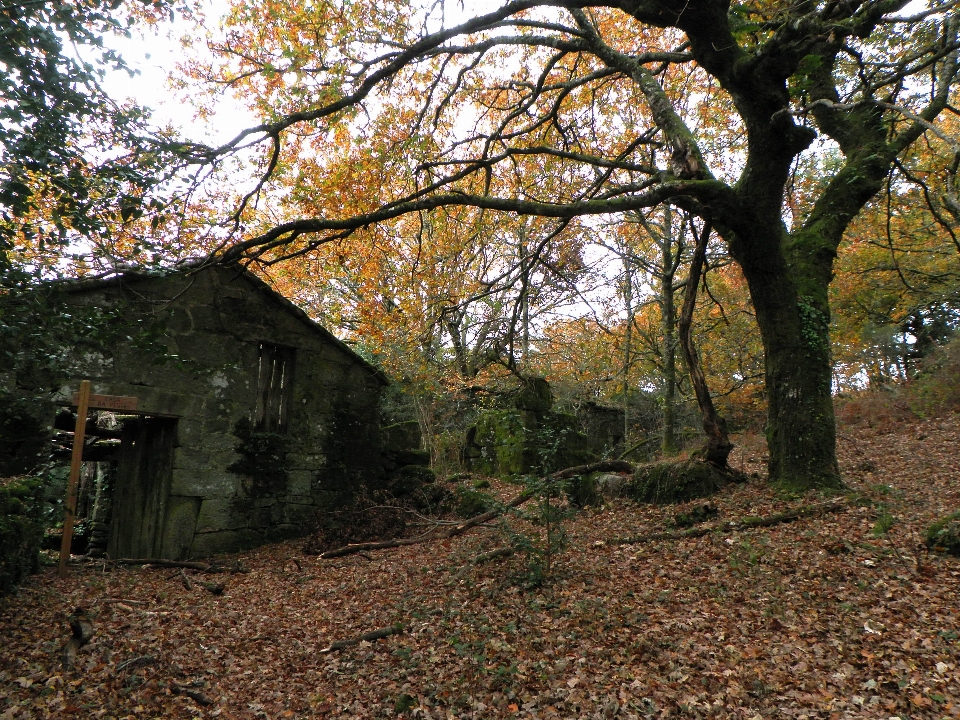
[{"xmin": 735, "ymin": 226, "xmax": 841, "ymax": 490}]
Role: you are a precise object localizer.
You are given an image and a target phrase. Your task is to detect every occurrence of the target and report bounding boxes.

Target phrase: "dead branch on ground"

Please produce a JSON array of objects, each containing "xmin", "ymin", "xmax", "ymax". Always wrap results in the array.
[
  {"xmin": 172, "ymin": 684, "xmax": 216, "ymax": 706},
  {"xmin": 114, "ymin": 559, "xmax": 247, "ymax": 574},
  {"xmin": 320, "ymin": 624, "xmax": 405, "ymax": 654},
  {"xmin": 316, "ymin": 459, "xmax": 636, "ymax": 560},
  {"xmin": 615, "ymin": 501, "xmax": 848, "ymax": 545}
]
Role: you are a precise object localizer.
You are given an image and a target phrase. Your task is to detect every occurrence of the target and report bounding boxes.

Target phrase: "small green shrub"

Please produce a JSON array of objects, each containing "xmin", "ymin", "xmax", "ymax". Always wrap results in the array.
[
  {"xmin": 674, "ymin": 503, "xmax": 719, "ymax": 528},
  {"xmin": 0, "ymin": 476, "xmax": 48, "ymax": 596},
  {"xmin": 926, "ymin": 512, "xmax": 960, "ymax": 555}
]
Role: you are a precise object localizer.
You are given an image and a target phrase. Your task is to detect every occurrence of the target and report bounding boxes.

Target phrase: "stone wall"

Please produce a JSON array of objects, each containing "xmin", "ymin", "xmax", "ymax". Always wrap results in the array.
[{"xmin": 59, "ymin": 265, "xmax": 389, "ymax": 558}]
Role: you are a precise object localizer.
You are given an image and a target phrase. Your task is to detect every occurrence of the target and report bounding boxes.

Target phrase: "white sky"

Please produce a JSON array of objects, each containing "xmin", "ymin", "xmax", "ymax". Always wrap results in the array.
[{"xmin": 101, "ymin": 0, "xmax": 257, "ymax": 146}]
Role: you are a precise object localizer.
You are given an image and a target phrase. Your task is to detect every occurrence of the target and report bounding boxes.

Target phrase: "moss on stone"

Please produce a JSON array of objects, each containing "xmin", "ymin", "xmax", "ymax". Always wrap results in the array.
[
  {"xmin": 925, "ymin": 511, "xmax": 960, "ymax": 555},
  {"xmin": 390, "ymin": 465, "xmax": 436, "ymax": 495},
  {"xmin": 565, "ymin": 473, "xmax": 602, "ymax": 508},
  {"xmin": 514, "ymin": 377, "xmax": 553, "ymax": 413},
  {"xmin": 628, "ymin": 459, "xmax": 733, "ymax": 504},
  {"xmin": 0, "ymin": 476, "xmax": 47, "ymax": 596},
  {"xmin": 454, "ymin": 486, "xmax": 494, "ymax": 518},
  {"xmin": 468, "ymin": 408, "xmax": 594, "ymax": 480}
]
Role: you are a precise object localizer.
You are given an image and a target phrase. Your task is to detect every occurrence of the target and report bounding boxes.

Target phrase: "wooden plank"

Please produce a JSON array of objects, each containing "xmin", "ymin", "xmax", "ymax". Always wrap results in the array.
[
  {"xmin": 60, "ymin": 380, "xmax": 91, "ymax": 578},
  {"xmin": 71, "ymin": 393, "xmax": 139, "ymax": 412}
]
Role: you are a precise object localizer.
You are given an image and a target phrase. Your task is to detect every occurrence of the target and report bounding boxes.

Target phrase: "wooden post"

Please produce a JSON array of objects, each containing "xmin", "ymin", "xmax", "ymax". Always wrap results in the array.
[{"xmin": 59, "ymin": 380, "xmax": 91, "ymax": 578}]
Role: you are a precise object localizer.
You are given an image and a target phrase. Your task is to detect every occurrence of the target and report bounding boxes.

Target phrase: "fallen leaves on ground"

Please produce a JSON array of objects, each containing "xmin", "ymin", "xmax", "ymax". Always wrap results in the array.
[{"xmin": 1, "ymin": 414, "xmax": 959, "ymax": 718}]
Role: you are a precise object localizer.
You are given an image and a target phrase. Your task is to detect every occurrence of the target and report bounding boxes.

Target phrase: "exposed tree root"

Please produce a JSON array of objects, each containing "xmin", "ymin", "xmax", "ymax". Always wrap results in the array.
[
  {"xmin": 319, "ymin": 624, "xmax": 405, "ymax": 654},
  {"xmin": 615, "ymin": 500, "xmax": 848, "ymax": 545}
]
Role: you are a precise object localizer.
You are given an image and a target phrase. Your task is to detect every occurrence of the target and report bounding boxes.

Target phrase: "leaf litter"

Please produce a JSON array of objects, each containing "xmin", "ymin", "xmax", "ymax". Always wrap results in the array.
[{"xmin": 1, "ymin": 413, "xmax": 958, "ymax": 718}]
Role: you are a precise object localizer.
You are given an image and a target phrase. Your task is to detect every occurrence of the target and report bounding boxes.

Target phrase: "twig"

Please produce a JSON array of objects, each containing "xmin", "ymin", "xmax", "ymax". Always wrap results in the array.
[
  {"xmin": 179, "ymin": 569, "xmax": 193, "ymax": 591},
  {"xmin": 319, "ymin": 624, "xmax": 405, "ymax": 654}
]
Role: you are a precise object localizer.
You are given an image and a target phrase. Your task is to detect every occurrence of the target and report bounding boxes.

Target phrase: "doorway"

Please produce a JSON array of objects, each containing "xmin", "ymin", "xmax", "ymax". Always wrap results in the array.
[{"xmin": 107, "ymin": 417, "xmax": 178, "ymax": 559}]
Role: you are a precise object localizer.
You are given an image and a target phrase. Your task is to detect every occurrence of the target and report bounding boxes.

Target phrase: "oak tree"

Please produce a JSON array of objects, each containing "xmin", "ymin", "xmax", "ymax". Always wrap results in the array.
[{"xmin": 191, "ymin": 0, "xmax": 959, "ymax": 489}]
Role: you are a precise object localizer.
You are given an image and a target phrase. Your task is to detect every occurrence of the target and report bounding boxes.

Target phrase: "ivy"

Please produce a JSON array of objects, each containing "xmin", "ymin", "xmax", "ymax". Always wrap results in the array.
[{"xmin": 798, "ymin": 295, "xmax": 829, "ymax": 356}]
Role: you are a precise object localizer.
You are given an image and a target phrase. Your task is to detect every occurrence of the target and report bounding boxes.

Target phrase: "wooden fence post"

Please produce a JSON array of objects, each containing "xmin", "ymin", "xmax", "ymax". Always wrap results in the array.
[{"xmin": 59, "ymin": 380, "xmax": 91, "ymax": 578}]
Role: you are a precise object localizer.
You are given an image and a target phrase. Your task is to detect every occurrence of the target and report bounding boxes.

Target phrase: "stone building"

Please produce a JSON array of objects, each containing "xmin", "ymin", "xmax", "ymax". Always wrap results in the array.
[{"xmin": 57, "ymin": 263, "xmax": 406, "ymax": 560}]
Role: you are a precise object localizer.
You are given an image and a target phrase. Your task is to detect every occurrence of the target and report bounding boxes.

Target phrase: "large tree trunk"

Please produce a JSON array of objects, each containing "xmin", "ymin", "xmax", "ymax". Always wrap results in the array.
[{"xmin": 735, "ymin": 226, "xmax": 842, "ymax": 491}]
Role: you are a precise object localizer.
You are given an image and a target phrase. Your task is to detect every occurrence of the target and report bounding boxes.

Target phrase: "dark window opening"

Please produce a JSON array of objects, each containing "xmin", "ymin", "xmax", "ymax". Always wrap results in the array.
[{"xmin": 256, "ymin": 342, "xmax": 296, "ymax": 432}]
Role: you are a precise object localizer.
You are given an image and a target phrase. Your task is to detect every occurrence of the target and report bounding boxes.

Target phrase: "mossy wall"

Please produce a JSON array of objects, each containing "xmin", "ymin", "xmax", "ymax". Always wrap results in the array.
[
  {"xmin": 0, "ymin": 477, "xmax": 48, "ymax": 596},
  {"xmin": 465, "ymin": 379, "xmax": 595, "ymax": 479}
]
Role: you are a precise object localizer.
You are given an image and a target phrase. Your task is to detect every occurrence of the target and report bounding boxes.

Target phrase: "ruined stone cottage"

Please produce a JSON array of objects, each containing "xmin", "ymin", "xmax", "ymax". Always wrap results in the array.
[{"xmin": 57, "ymin": 264, "xmax": 414, "ymax": 560}]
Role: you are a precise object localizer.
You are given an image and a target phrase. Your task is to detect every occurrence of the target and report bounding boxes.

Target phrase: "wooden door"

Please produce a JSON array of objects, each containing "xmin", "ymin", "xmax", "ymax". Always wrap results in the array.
[{"xmin": 108, "ymin": 417, "xmax": 177, "ymax": 559}]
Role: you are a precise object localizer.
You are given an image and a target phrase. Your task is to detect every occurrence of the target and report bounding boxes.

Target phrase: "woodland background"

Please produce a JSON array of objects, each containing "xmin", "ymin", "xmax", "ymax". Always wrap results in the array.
[{"xmin": 2, "ymin": 0, "xmax": 960, "ymax": 715}]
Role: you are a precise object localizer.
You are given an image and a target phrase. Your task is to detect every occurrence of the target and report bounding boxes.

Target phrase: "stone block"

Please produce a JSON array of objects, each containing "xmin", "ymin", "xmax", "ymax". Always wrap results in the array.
[
  {"xmin": 170, "ymin": 467, "xmax": 238, "ymax": 498},
  {"xmin": 286, "ymin": 471, "xmax": 315, "ymax": 495},
  {"xmin": 196, "ymin": 498, "xmax": 249, "ymax": 533},
  {"xmin": 280, "ymin": 502, "xmax": 318, "ymax": 527},
  {"xmin": 594, "ymin": 473, "xmax": 628, "ymax": 499},
  {"xmin": 263, "ymin": 524, "xmax": 304, "ymax": 543},
  {"xmin": 286, "ymin": 453, "xmax": 328, "ymax": 471},
  {"xmin": 392, "ymin": 449, "xmax": 431, "ymax": 467},
  {"xmin": 158, "ymin": 496, "xmax": 201, "ymax": 560},
  {"xmin": 190, "ymin": 529, "xmax": 262, "ymax": 558}
]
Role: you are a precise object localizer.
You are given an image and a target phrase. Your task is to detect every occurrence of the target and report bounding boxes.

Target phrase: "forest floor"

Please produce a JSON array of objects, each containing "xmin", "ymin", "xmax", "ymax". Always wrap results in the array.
[{"xmin": 1, "ymin": 412, "xmax": 959, "ymax": 719}]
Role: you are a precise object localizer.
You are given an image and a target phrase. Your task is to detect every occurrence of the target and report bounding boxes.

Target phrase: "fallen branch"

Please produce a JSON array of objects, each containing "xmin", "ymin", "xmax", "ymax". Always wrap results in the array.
[
  {"xmin": 114, "ymin": 559, "xmax": 247, "ymax": 574},
  {"xmin": 172, "ymin": 684, "xmax": 216, "ymax": 706},
  {"xmin": 317, "ymin": 460, "xmax": 637, "ymax": 560},
  {"xmin": 179, "ymin": 569, "xmax": 193, "ymax": 591},
  {"xmin": 319, "ymin": 623, "xmax": 405, "ymax": 654},
  {"xmin": 115, "ymin": 559, "xmax": 211, "ymax": 571},
  {"xmin": 548, "ymin": 459, "xmax": 635, "ymax": 480},
  {"xmin": 197, "ymin": 579, "xmax": 225, "ymax": 595},
  {"xmin": 116, "ymin": 655, "xmax": 157, "ymax": 673},
  {"xmin": 317, "ymin": 535, "xmax": 435, "ymax": 559},
  {"xmin": 618, "ymin": 437, "xmax": 655, "ymax": 460},
  {"xmin": 615, "ymin": 501, "xmax": 848, "ymax": 545}
]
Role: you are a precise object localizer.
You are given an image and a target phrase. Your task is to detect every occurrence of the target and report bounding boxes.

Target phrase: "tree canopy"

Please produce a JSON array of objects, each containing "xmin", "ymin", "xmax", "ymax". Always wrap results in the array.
[
  {"xmin": 3, "ymin": 0, "xmax": 958, "ymax": 489},
  {"xmin": 167, "ymin": 0, "xmax": 959, "ymax": 489}
]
